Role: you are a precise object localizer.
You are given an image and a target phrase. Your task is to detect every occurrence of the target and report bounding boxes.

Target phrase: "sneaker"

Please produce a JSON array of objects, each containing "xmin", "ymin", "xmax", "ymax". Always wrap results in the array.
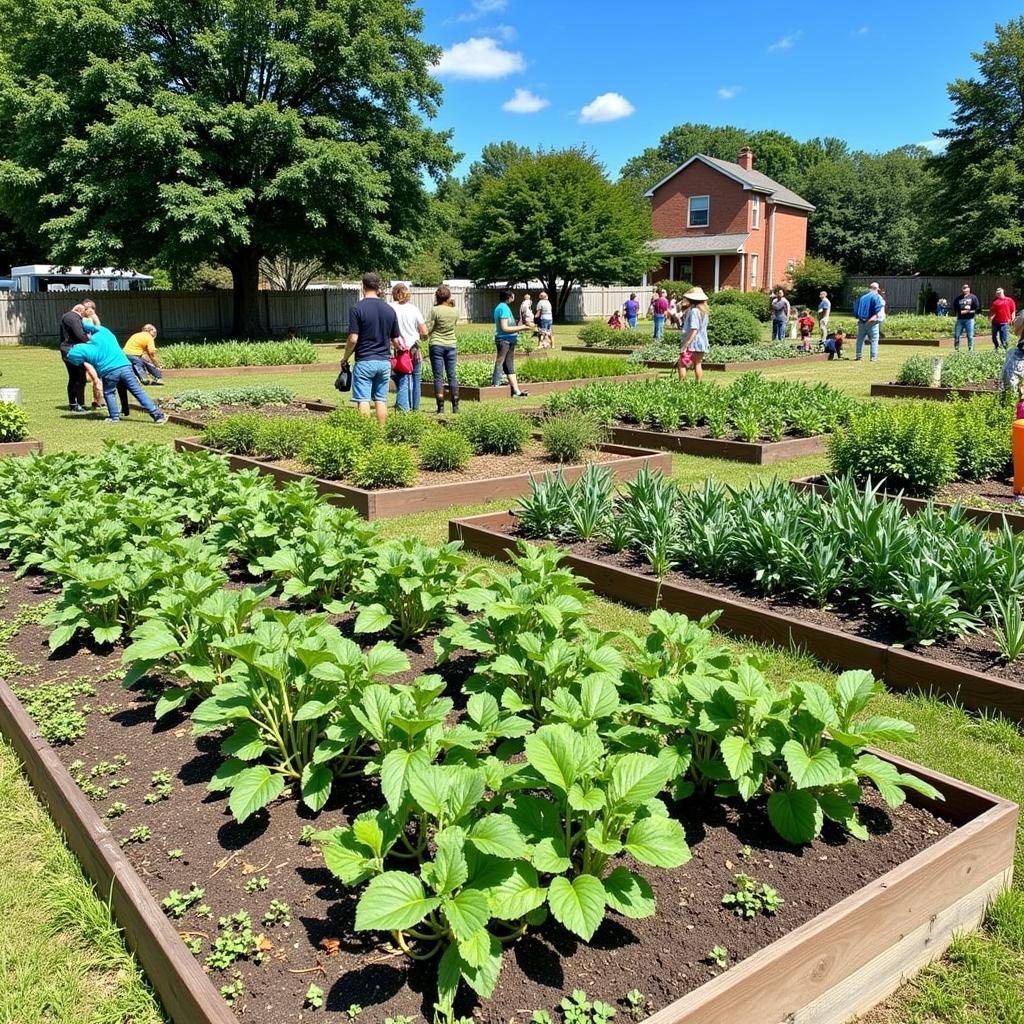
[
  {"xmin": 153, "ymin": 414, "xmax": 169, "ymax": 425},
  {"xmin": 511, "ymin": 391, "xmax": 530, "ymax": 399},
  {"xmin": 102, "ymin": 417, "xmax": 120, "ymax": 424},
  {"xmin": 71, "ymin": 404, "xmax": 88, "ymax": 414},
  {"xmin": 149, "ymin": 380, "xmax": 164, "ymax": 386}
]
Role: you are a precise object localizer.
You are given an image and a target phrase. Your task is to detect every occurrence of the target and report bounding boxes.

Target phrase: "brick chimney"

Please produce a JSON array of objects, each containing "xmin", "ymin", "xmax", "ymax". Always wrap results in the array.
[{"xmin": 738, "ymin": 147, "xmax": 754, "ymax": 170}]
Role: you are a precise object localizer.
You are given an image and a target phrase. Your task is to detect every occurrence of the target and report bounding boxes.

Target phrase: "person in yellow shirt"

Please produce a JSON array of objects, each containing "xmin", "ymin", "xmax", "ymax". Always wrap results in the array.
[{"xmin": 123, "ymin": 324, "xmax": 163, "ymax": 384}]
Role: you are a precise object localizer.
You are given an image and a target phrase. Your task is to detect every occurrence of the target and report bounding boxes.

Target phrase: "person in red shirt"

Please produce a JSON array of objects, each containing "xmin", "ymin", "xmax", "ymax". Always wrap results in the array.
[
  {"xmin": 990, "ymin": 287, "xmax": 1017, "ymax": 350},
  {"xmin": 797, "ymin": 310, "xmax": 816, "ymax": 351}
]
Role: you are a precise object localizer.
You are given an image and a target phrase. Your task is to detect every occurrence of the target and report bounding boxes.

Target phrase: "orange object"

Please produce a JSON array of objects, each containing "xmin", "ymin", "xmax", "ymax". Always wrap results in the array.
[{"xmin": 1014, "ymin": 419, "xmax": 1024, "ymax": 496}]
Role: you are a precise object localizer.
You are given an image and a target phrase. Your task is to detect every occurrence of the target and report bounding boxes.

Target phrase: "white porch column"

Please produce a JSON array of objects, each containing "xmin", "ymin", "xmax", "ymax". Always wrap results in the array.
[
  {"xmin": 713, "ymin": 254, "xmax": 721, "ymax": 292},
  {"xmin": 739, "ymin": 253, "xmax": 746, "ymax": 292},
  {"xmin": 669, "ymin": 255, "xmax": 676, "ymax": 280}
]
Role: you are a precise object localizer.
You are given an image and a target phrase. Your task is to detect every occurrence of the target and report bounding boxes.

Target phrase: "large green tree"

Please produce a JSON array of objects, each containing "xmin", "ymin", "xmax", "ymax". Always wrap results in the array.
[
  {"xmin": 923, "ymin": 17, "xmax": 1024, "ymax": 276},
  {"xmin": 464, "ymin": 148, "xmax": 657, "ymax": 320},
  {"xmin": 0, "ymin": 0, "xmax": 453, "ymax": 333}
]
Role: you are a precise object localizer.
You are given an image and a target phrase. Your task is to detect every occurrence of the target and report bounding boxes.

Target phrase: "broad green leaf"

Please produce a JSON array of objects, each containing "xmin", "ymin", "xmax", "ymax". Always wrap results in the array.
[
  {"xmin": 607, "ymin": 753, "xmax": 669, "ymax": 809},
  {"xmin": 525, "ymin": 725, "xmax": 581, "ymax": 794},
  {"xmin": 443, "ymin": 889, "xmax": 490, "ymax": 944},
  {"xmin": 321, "ymin": 831, "xmax": 374, "ymax": 885},
  {"xmin": 380, "ymin": 748, "xmax": 428, "ymax": 814},
  {"xmin": 585, "ymin": 824, "xmax": 622, "ymax": 856},
  {"xmin": 300, "ymin": 762, "xmax": 332, "ymax": 813},
  {"xmin": 720, "ymin": 735, "xmax": 754, "ymax": 780},
  {"xmin": 624, "ymin": 816, "xmax": 690, "ymax": 868},
  {"xmin": 355, "ymin": 872, "xmax": 440, "ymax": 932},
  {"xmin": 363, "ymin": 642, "xmax": 410, "ymax": 676},
  {"xmin": 796, "ymin": 681, "xmax": 840, "ymax": 729},
  {"xmin": 532, "ymin": 837, "xmax": 572, "ymax": 874},
  {"xmin": 221, "ymin": 721, "xmax": 269, "ymax": 762},
  {"xmin": 425, "ymin": 830, "xmax": 469, "ymax": 895},
  {"xmin": 547, "ymin": 874, "xmax": 606, "ymax": 941},
  {"xmin": 445, "ymin": 768, "xmax": 486, "ymax": 822},
  {"xmin": 92, "ymin": 624, "xmax": 123, "ymax": 646},
  {"xmin": 767, "ymin": 789, "xmax": 823, "ymax": 845},
  {"xmin": 490, "ymin": 654, "xmax": 526, "ymax": 676},
  {"xmin": 154, "ymin": 686, "xmax": 193, "ymax": 721},
  {"xmin": 354, "ymin": 603, "xmax": 394, "ymax": 635},
  {"xmin": 436, "ymin": 942, "xmax": 461, "ymax": 1018},
  {"xmin": 836, "ymin": 670, "xmax": 879, "ymax": 719},
  {"xmin": 782, "ymin": 741, "xmax": 845, "ymax": 789},
  {"xmin": 407, "ymin": 763, "xmax": 449, "ymax": 817},
  {"xmin": 467, "ymin": 692, "xmax": 500, "ymax": 731},
  {"xmin": 457, "ymin": 930, "xmax": 503, "ymax": 997},
  {"xmin": 849, "ymin": 716, "xmax": 916, "ymax": 744},
  {"xmin": 467, "ymin": 815, "xmax": 529, "ymax": 859},
  {"xmin": 568, "ymin": 784, "xmax": 606, "ymax": 813},
  {"xmin": 603, "ymin": 867, "xmax": 655, "ymax": 918},
  {"xmin": 580, "ymin": 675, "xmax": 620, "ymax": 720},
  {"xmin": 486, "ymin": 863, "xmax": 546, "ymax": 920},
  {"xmin": 228, "ymin": 765, "xmax": 285, "ymax": 823},
  {"xmin": 294, "ymin": 699, "xmax": 332, "ymax": 722},
  {"xmin": 206, "ymin": 756, "xmax": 245, "ymax": 792}
]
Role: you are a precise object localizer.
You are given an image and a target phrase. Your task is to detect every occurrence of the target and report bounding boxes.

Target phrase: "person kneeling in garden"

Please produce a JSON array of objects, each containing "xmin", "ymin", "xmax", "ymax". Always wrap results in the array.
[{"xmin": 65, "ymin": 323, "xmax": 168, "ymax": 424}]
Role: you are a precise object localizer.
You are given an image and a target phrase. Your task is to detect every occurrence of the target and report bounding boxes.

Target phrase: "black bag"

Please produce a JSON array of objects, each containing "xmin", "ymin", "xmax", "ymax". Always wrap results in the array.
[{"xmin": 335, "ymin": 363, "xmax": 352, "ymax": 393}]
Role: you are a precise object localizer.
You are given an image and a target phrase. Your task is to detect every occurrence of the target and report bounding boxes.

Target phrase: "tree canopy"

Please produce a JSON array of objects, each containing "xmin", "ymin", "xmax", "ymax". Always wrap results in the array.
[
  {"xmin": 464, "ymin": 148, "xmax": 657, "ymax": 319},
  {"xmin": 0, "ymin": 0, "xmax": 453, "ymax": 333}
]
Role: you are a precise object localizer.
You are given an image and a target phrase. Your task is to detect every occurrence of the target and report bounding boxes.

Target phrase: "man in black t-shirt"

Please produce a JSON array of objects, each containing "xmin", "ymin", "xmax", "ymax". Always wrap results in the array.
[
  {"xmin": 341, "ymin": 272, "xmax": 402, "ymax": 425},
  {"xmin": 953, "ymin": 283, "xmax": 981, "ymax": 352},
  {"xmin": 58, "ymin": 304, "xmax": 90, "ymax": 412}
]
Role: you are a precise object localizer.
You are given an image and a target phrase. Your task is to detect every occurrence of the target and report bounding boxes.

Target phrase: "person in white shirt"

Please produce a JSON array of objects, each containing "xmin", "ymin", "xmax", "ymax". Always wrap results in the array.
[
  {"xmin": 817, "ymin": 290, "xmax": 831, "ymax": 343},
  {"xmin": 519, "ymin": 294, "xmax": 535, "ymax": 328},
  {"xmin": 389, "ymin": 283, "xmax": 428, "ymax": 412},
  {"xmin": 535, "ymin": 292, "xmax": 554, "ymax": 347}
]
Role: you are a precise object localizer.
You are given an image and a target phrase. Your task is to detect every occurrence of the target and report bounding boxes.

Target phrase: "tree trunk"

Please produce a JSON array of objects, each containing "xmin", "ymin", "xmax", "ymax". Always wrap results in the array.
[
  {"xmin": 228, "ymin": 248, "xmax": 264, "ymax": 337},
  {"xmin": 553, "ymin": 277, "xmax": 575, "ymax": 322}
]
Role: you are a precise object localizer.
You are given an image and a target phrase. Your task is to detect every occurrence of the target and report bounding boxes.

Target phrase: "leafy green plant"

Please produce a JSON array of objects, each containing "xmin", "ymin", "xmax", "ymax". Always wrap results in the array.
[
  {"xmin": 245, "ymin": 875, "xmax": 269, "ymax": 893},
  {"xmin": 350, "ymin": 442, "xmax": 418, "ymax": 489},
  {"xmin": 206, "ymin": 910, "xmax": 264, "ymax": 970},
  {"xmin": 301, "ymin": 425, "xmax": 363, "ymax": 480},
  {"xmin": 305, "ymin": 984, "xmax": 325, "ymax": 1009},
  {"xmin": 991, "ymin": 594, "xmax": 1024, "ymax": 663},
  {"xmin": 11, "ymin": 677, "xmax": 94, "ymax": 743},
  {"xmin": 450, "ymin": 406, "xmax": 532, "ymax": 455},
  {"xmin": 165, "ymin": 383, "xmax": 295, "ymax": 410},
  {"xmin": 262, "ymin": 899, "xmax": 291, "ymax": 926},
  {"xmin": 419, "ymin": 429, "xmax": 473, "ymax": 472},
  {"xmin": 220, "ymin": 975, "xmax": 244, "ymax": 1006},
  {"xmin": 161, "ymin": 339, "xmax": 318, "ymax": 369},
  {"xmin": 0, "ymin": 401, "xmax": 29, "ymax": 442},
  {"xmin": 559, "ymin": 990, "xmax": 616, "ymax": 1024},
  {"xmin": 624, "ymin": 990, "xmax": 646, "ymax": 1020},
  {"xmin": 706, "ymin": 305, "xmax": 762, "ymax": 346},
  {"xmin": 385, "ymin": 414, "xmax": 429, "ymax": 445},
  {"xmin": 721, "ymin": 873, "xmax": 783, "ymax": 918},
  {"xmin": 708, "ymin": 945, "xmax": 729, "ymax": 968},
  {"xmin": 123, "ymin": 825, "xmax": 152, "ymax": 845},
  {"xmin": 162, "ymin": 884, "xmax": 205, "ymax": 918},
  {"xmin": 105, "ymin": 801, "xmax": 128, "ymax": 819},
  {"xmin": 541, "ymin": 416, "xmax": 606, "ymax": 463}
]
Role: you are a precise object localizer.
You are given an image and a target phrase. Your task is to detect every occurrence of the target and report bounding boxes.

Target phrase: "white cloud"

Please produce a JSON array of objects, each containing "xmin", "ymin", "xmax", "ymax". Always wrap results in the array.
[
  {"xmin": 456, "ymin": 0, "xmax": 508, "ymax": 22},
  {"xmin": 916, "ymin": 138, "xmax": 946, "ymax": 154},
  {"xmin": 493, "ymin": 23, "xmax": 517, "ymax": 40},
  {"xmin": 578, "ymin": 92, "xmax": 635, "ymax": 124},
  {"xmin": 435, "ymin": 37, "xmax": 525, "ymax": 79},
  {"xmin": 717, "ymin": 85, "xmax": 741, "ymax": 100},
  {"xmin": 768, "ymin": 31, "xmax": 801, "ymax": 50},
  {"xmin": 502, "ymin": 88, "xmax": 549, "ymax": 113},
  {"xmin": 853, "ymin": 25, "xmax": 869, "ymax": 35}
]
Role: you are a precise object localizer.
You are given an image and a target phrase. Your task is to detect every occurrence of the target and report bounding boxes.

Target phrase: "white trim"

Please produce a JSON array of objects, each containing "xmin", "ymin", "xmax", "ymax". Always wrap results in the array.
[
  {"xmin": 688, "ymin": 195, "xmax": 710, "ymax": 228},
  {"xmin": 750, "ymin": 252, "xmax": 759, "ymax": 290},
  {"xmin": 767, "ymin": 205, "xmax": 775, "ymax": 289},
  {"xmin": 714, "ymin": 255, "xmax": 721, "ymax": 292},
  {"xmin": 669, "ymin": 255, "xmax": 675, "ymax": 280},
  {"xmin": 740, "ymin": 253, "xmax": 747, "ymax": 293},
  {"xmin": 751, "ymin": 194, "xmax": 761, "ymax": 230}
]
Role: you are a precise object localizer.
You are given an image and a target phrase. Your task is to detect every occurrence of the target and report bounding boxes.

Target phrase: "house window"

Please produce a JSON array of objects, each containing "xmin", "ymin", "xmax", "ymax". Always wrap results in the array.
[
  {"xmin": 751, "ymin": 195, "xmax": 760, "ymax": 229},
  {"xmin": 670, "ymin": 255, "xmax": 693, "ymax": 281},
  {"xmin": 750, "ymin": 253, "xmax": 759, "ymax": 289},
  {"xmin": 687, "ymin": 195, "xmax": 710, "ymax": 228}
]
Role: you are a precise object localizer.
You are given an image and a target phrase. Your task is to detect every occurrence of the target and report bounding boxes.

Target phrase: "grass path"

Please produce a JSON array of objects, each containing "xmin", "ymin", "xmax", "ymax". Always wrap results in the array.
[{"xmin": 0, "ymin": 328, "xmax": 1020, "ymax": 1023}]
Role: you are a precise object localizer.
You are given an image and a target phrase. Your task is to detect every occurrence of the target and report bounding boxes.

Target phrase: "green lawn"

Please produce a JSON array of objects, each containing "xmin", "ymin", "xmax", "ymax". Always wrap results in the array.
[{"xmin": 0, "ymin": 332, "xmax": 1020, "ymax": 1023}]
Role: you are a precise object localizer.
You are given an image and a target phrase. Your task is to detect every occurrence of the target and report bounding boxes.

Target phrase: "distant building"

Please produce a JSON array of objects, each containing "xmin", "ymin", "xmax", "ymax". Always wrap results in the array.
[
  {"xmin": 643, "ymin": 147, "xmax": 813, "ymax": 293},
  {"xmin": 9, "ymin": 265, "xmax": 154, "ymax": 293}
]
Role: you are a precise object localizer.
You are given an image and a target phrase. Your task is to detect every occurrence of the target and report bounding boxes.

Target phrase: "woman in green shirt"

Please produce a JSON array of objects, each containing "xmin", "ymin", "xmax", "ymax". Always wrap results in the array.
[{"xmin": 426, "ymin": 285, "xmax": 461, "ymax": 413}]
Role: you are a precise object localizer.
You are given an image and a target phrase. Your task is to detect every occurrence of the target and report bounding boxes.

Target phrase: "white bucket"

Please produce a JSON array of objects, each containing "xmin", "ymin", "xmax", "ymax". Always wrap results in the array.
[{"xmin": 0, "ymin": 388, "xmax": 23, "ymax": 405}]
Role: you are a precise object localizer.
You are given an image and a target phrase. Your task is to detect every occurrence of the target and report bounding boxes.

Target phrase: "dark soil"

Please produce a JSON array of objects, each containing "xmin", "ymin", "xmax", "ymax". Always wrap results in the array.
[
  {"xmin": 0, "ymin": 566, "xmax": 957, "ymax": 1024},
  {"xmin": 162, "ymin": 401, "xmax": 328, "ymax": 426},
  {"xmin": 611, "ymin": 419, "xmax": 818, "ymax": 444}
]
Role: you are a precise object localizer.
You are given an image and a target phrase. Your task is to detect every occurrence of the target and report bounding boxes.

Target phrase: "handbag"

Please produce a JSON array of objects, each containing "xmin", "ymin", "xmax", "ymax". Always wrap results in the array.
[
  {"xmin": 391, "ymin": 349, "xmax": 414, "ymax": 375},
  {"xmin": 678, "ymin": 349, "xmax": 693, "ymax": 369},
  {"xmin": 335, "ymin": 363, "xmax": 352, "ymax": 392}
]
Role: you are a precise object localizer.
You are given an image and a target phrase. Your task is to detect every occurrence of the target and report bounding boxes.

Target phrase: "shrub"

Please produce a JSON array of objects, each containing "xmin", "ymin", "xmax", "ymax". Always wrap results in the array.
[
  {"xmin": 384, "ymin": 414, "xmax": 429, "ymax": 445},
  {"xmin": 301, "ymin": 427, "xmax": 362, "ymax": 479},
  {"xmin": 324, "ymin": 407, "xmax": 385, "ymax": 446},
  {"xmin": 651, "ymin": 280, "xmax": 695, "ymax": 300},
  {"xmin": 788, "ymin": 256, "xmax": 845, "ymax": 308},
  {"xmin": 160, "ymin": 340, "xmax": 318, "ymax": 369},
  {"xmin": 710, "ymin": 289, "xmax": 771, "ymax": 322},
  {"xmin": 164, "ymin": 385, "xmax": 294, "ymax": 410},
  {"xmin": 450, "ymin": 406, "xmax": 531, "ymax": 454},
  {"xmin": 541, "ymin": 416, "xmax": 606, "ymax": 463},
  {"xmin": 202, "ymin": 413, "xmax": 264, "ymax": 455},
  {"xmin": 252, "ymin": 417, "xmax": 319, "ymax": 460},
  {"xmin": 894, "ymin": 354, "xmax": 937, "ymax": 387},
  {"xmin": 455, "ymin": 330, "xmax": 534, "ymax": 355},
  {"xmin": 577, "ymin": 322, "xmax": 633, "ymax": 347},
  {"xmin": 424, "ymin": 355, "xmax": 632, "ymax": 387},
  {"xmin": 0, "ymin": 401, "xmax": 29, "ymax": 442},
  {"xmin": 418, "ymin": 429, "xmax": 473, "ymax": 471},
  {"xmin": 707, "ymin": 306, "xmax": 762, "ymax": 346},
  {"xmin": 952, "ymin": 395, "xmax": 1013, "ymax": 481},
  {"xmin": 349, "ymin": 442, "xmax": 417, "ymax": 489}
]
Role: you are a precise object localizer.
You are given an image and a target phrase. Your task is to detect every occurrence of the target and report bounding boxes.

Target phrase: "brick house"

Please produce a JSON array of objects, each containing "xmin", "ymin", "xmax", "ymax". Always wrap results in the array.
[{"xmin": 643, "ymin": 148, "xmax": 813, "ymax": 293}]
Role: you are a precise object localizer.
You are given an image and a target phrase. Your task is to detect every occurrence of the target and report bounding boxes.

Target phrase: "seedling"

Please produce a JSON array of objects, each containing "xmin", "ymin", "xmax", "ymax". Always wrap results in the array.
[
  {"xmin": 145, "ymin": 768, "xmax": 173, "ymax": 804},
  {"xmin": 99, "ymin": 703, "xmax": 118, "ymax": 714},
  {"xmin": 162, "ymin": 884, "xmax": 205, "ymax": 919},
  {"xmin": 299, "ymin": 825, "xmax": 317, "ymax": 846},
  {"xmin": 532, "ymin": 1013, "xmax": 553, "ymax": 1024},
  {"xmin": 183, "ymin": 936, "xmax": 203, "ymax": 955},
  {"xmin": 123, "ymin": 825, "xmax": 151, "ymax": 845},
  {"xmin": 305, "ymin": 984, "xmax": 325, "ymax": 1009},
  {"xmin": 262, "ymin": 899, "xmax": 291, "ymax": 927},
  {"xmin": 708, "ymin": 945, "xmax": 729, "ymax": 969},
  {"xmin": 167, "ymin": 849, "xmax": 184, "ymax": 860},
  {"xmin": 220, "ymin": 974, "xmax": 244, "ymax": 1006},
  {"xmin": 624, "ymin": 990, "xmax": 646, "ymax": 1021},
  {"xmin": 105, "ymin": 801, "xmax": 128, "ymax": 819},
  {"xmin": 722, "ymin": 874, "xmax": 784, "ymax": 919},
  {"xmin": 739, "ymin": 845, "xmax": 753, "ymax": 861},
  {"xmin": 560, "ymin": 990, "xmax": 616, "ymax": 1024},
  {"xmin": 206, "ymin": 910, "xmax": 263, "ymax": 970},
  {"xmin": 347, "ymin": 1005, "xmax": 362, "ymax": 1019},
  {"xmin": 244, "ymin": 875, "xmax": 269, "ymax": 893}
]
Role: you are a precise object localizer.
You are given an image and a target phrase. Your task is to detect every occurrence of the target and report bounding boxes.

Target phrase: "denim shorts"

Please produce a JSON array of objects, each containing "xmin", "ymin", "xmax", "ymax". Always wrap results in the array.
[
  {"xmin": 538, "ymin": 318, "xmax": 552, "ymax": 331},
  {"xmin": 351, "ymin": 359, "xmax": 391, "ymax": 403}
]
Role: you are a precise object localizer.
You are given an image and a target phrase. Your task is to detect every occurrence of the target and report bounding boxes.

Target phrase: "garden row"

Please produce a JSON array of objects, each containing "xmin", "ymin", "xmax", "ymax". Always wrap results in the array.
[{"xmin": 0, "ymin": 443, "xmax": 1014, "ymax": 1024}]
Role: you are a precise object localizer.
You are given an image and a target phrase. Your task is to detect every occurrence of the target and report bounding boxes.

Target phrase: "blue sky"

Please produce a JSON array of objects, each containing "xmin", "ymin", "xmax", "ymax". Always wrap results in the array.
[{"xmin": 423, "ymin": 0, "xmax": 1020, "ymax": 177}]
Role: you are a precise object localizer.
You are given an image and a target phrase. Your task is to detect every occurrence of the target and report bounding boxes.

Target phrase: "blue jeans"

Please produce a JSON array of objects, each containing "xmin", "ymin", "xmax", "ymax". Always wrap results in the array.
[
  {"xmin": 128, "ymin": 355, "xmax": 162, "ymax": 381},
  {"xmin": 352, "ymin": 359, "xmax": 391, "ymax": 403},
  {"xmin": 104, "ymin": 365, "xmax": 160, "ymax": 420},
  {"xmin": 954, "ymin": 318, "xmax": 975, "ymax": 351},
  {"xmin": 492, "ymin": 340, "xmax": 516, "ymax": 387},
  {"xmin": 394, "ymin": 351, "xmax": 422, "ymax": 411},
  {"xmin": 937, "ymin": 307, "xmax": 948, "ymax": 316},
  {"xmin": 653, "ymin": 315, "xmax": 665, "ymax": 340},
  {"xmin": 429, "ymin": 345, "xmax": 458, "ymax": 398},
  {"xmin": 771, "ymin": 318, "xmax": 786, "ymax": 341},
  {"xmin": 993, "ymin": 322, "xmax": 1009, "ymax": 349},
  {"xmin": 856, "ymin": 321, "xmax": 879, "ymax": 360},
  {"xmin": 627, "ymin": 315, "xmax": 637, "ymax": 330}
]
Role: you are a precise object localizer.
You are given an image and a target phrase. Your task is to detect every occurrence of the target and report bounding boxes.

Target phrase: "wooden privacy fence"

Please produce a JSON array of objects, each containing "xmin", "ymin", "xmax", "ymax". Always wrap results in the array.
[
  {"xmin": 0, "ymin": 285, "xmax": 656, "ymax": 344},
  {"xmin": 845, "ymin": 274, "xmax": 1008, "ymax": 312}
]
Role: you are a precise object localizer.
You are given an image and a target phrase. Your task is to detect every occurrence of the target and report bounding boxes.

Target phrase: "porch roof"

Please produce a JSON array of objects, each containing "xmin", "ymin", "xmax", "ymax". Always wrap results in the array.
[{"xmin": 648, "ymin": 233, "xmax": 750, "ymax": 255}]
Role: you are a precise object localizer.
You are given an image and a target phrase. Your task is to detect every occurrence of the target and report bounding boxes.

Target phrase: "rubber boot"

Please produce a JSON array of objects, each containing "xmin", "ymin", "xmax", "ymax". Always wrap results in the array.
[
  {"xmin": 435, "ymin": 396, "xmax": 445, "ymax": 414},
  {"xmin": 451, "ymin": 397, "xmax": 460, "ymax": 414}
]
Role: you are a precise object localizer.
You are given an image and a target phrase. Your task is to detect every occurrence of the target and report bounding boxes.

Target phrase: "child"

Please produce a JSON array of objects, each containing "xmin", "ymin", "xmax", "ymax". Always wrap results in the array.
[
  {"xmin": 797, "ymin": 309, "xmax": 816, "ymax": 351},
  {"xmin": 607, "ymin": 309, "xmax": 624, "ymax": 330}
]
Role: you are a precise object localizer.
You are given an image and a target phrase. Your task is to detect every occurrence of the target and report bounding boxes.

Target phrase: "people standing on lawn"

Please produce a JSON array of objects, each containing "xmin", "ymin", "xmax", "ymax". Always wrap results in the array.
[
  {"xmin": 389, "ymin": 283, "xmax": 427, "ymax": 413},
  {"xmin": 519, "ymin": 293, "xmax": 535, "ymax": 331},
  {"xmin": 64, "ymin": 321, "xmax": 167, "ymax": 424},
  {"xmin": 426, "ymin": 285, "xmax": 460, "ymax": 414},
  {"xmin": 937, "ymin": 296, "xmax": 949, "ymax": 316},
  {"xmin": 124, "ymin": 324, "xmax": 163, "ymax": 385},
  {"xmin": 652, "ymin": 288, "xmax": 669, "ymax": 340},
  {"xmin": 492, "ymin": 289, "xmax": 531, "ymax": 398},
  {"xmin": 535, "ymin": 291, "xmax": 554, "ymax": 348},
  {"xmin": 770, "ymin": 288, "xmax": 790, "ymax": 342},
  {"xmin": 953, "ymin": 283, "xmax": 981, "ymax": 352},
  {"xmin": 678, "ymin": 287, "xmax": 709, "ymax": 383},
  {"xmin": 817, "ymin": 290, "xmax": 831, "ymax": 342},
  {"xmin": 58, "ymin": 303, "xmax": 90, "ymax": 413},
  {"xmin": 624, "ymin": 292, "xmax": 639, "ymax": 330},
  {"xmin": 341, "ymin": 272, "xmax": 402, "ymax": 425},
  {"xmin": 990, "ymin": 287, "xmax": 1017, "ymax": 350},
  {"xmin": 853, "ymin": 281, "xmax": 884, "ymax": 361}
]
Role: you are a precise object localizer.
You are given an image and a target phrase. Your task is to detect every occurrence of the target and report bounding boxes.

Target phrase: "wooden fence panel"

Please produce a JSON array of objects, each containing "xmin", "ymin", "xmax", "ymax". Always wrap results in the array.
[{"xmin": 845, "ymin": 275, "xmax": 1007, "ymax": 312}]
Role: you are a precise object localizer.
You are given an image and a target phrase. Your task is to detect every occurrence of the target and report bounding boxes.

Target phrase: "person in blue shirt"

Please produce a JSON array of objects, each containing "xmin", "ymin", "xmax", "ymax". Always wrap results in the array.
[
  {"xmin": 852, "ymin": 283, "xmax": 884, "ymax": 361},
  {"xmin": 65, "ymin": 323, "xmax": 167, "ymax": 424},
  {"xmin": 491, "ymin": 289, "xmax": 531, "ymax": 396}
]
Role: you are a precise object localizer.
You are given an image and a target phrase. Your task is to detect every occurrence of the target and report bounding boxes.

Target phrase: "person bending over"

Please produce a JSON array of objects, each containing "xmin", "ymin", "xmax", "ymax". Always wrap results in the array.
[{"xmin": 124, "ymin": 324, "xmax": 163, "ymax": 384}]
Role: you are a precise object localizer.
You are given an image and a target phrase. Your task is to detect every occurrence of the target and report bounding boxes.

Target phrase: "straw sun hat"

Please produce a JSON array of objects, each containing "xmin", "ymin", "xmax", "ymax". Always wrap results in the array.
[{"xmin": 683, "ymin": 287, "xmax": 709, "ymax": 302}]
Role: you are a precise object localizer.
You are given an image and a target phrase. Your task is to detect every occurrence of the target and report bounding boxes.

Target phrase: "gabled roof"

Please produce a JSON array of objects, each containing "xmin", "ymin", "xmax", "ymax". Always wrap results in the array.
[
  {"xmin": 648, "ymin": 233, "xmax": 750, "ymax": 255},
  {"xmin": 643, "ymin": 155, "xmax": 815, "ymax": 212}
]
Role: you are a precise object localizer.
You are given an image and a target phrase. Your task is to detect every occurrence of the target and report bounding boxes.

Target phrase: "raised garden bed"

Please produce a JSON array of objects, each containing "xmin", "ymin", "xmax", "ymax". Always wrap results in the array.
[
  {"xmin": 882, "ymin": 338, "xmax": 953, "ymax": 347},
  {"xmin": 0, "ymin": 440, "xmax": 43, "ymax": 457},
  {"xmin": 702, "ymin": 354, "xmax": 830, "ymax": 372},
  {"xmin": 791, "ymin": 474, "xmax": 1024, "ymax": 533},
  {"xmin": 561, "ymin": 344, "xmax": 640, "ymax": 355},
  {"xmin": 451, "ymin": 510, "xmax": 1024, "ymax": 721},
  {"xmin": 176, "ymin": 435, "xmax": 671, "ymax": 519},
  {"xmin": 870, "ymin": 383, "xmax": 996, "ymax": 401},
  {"xmin": 165, "ymin": 360, "xmax": 337, "ymax": 379},
  {"xmin": 157, "ymin": 398, "xmax": 336, "ymax": 430},
  {"xmin": 418, "ymin": 372, "xmax": 659, "ymax": 402},
  {"xmin": 599, "ymin": 424, "xmax": 826, "ymax": 465}
]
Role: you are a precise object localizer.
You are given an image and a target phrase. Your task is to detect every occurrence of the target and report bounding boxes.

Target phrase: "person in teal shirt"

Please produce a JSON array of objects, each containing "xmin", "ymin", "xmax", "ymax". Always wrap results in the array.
[
  {"xmin": 491, "ymin": 289, "xmax": 531, "ymax": 396},
  {"xmin": 66, "ymin": 323, "xmax": 167, "ymax": 424}
]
